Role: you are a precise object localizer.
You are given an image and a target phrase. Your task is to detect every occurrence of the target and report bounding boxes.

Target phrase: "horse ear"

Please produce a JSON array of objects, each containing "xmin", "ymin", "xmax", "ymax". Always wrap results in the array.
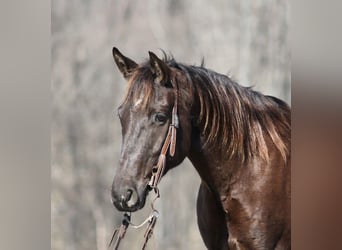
[
  {"xmin": 148, "ymin": 51, "xmax": 170, "ymax": 86},
  {"xmin": 112, "ymin": 47, "xmax": 138, "ymax": 79}
]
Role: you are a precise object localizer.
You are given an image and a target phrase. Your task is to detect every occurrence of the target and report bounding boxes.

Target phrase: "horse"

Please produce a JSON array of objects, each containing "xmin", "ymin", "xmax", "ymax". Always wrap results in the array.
[{"xmin": 110, "ymin": 47, "xmax": 291, "ymax": 250}]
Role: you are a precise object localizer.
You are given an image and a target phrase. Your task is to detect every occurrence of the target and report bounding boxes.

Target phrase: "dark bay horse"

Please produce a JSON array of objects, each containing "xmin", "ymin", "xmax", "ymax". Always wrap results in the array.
[{"xmin": 111, "ymin": 47, "xmax": 291, "ymax": 250}]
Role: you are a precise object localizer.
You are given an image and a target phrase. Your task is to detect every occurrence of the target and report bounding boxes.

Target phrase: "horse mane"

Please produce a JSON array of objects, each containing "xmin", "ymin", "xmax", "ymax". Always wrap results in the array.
[
  {"xmin": 123, "ymin": 55, "xmax": 290, "ymax": 163},
  {"xmin": 179, "ymin": 64, "xmax": 290, "ymax": 163}
]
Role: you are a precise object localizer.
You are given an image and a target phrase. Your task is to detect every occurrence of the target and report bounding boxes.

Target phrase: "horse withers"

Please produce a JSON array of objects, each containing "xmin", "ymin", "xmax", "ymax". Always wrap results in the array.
[{"xmin": 110, "ymin": 47, "xmax": 291, "ymax": 250}]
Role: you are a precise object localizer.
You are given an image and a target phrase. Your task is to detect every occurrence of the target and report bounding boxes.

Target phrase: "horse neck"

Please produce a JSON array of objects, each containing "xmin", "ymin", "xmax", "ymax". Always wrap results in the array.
[
  {"xmin": 184, "ymin": 79, "xmax": 231, "ymax": 194},
  {"xmin": 187, "ymin": 125, "xmax": 287, "ymax": 202},
  {"xmin": 186, "ymin": 129, "xmax": 238, "ymax": 197}
]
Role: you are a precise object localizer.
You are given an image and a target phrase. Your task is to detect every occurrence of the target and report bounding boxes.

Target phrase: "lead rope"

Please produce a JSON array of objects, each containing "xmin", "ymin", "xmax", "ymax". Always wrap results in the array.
[
  {"xmin": 109, "ymin": 213, "xmax": 130, "ymax": 250},
  {"xmin": 109, "ymin": 79, "xmax": 179, "ymax": 250}
]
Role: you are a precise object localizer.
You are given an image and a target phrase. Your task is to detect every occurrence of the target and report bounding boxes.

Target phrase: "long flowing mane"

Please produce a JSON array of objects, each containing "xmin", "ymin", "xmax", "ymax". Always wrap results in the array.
[{"xmin": 122, "ymin": 56, "xmax": 290, "ymax": 163}]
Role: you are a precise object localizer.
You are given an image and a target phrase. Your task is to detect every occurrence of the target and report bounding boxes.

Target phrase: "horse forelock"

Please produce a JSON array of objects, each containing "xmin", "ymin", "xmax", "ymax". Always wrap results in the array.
[
  {"xmin": 121, "ymin": 66, "xmax": 155, "ymax": 110},
  {"xmin": 120, "ymin": 56, "xmax": 183, "ymax": 111}
]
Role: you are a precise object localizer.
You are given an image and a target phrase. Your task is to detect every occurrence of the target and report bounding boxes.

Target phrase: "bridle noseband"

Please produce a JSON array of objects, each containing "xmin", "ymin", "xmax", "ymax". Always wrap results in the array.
[{"xmin": 110, "ymin": 79, "xmax": 179, "ymax": 250}]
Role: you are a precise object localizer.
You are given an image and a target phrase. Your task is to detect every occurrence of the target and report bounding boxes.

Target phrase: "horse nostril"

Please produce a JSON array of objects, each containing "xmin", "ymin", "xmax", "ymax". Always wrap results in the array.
[{"xmin": 125, "ymin": 189, "xmax": 133, "ymax": 202}]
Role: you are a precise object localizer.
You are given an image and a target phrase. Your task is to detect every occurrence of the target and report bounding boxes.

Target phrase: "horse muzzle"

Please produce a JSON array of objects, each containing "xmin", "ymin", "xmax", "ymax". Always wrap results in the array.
[{"xmin": 111, "ymin": 184, "xmax": 147, "ymax": 212}]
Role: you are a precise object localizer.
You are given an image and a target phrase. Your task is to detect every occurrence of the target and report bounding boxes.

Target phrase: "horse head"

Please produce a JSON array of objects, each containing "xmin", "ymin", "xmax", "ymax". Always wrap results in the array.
[{"xmin": 110, "ymin": 48, "xmax": 192, "ymax": 212}]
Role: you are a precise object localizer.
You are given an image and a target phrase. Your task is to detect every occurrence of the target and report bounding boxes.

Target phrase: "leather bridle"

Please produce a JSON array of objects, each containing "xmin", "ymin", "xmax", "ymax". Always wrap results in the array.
[
  {"xmin": 148, "ymin": 79, "xmax": 179, "ymax": 189},
  {"xmin": 109, "ymin": 78, "xmax": 179, "ymax": 250}
]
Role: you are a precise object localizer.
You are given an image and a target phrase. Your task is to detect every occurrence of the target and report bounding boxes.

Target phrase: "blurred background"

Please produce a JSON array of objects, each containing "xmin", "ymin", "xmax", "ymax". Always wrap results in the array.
[{"xmin": 51, "ymin": 0, "xmax": 290, "ymax": 249}]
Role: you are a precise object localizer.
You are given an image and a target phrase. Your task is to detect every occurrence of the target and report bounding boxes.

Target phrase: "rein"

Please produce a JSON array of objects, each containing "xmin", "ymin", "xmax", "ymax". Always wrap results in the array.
[{"xmin": 109, "ymin": 79, "xmax": 179, "ymax": 250}]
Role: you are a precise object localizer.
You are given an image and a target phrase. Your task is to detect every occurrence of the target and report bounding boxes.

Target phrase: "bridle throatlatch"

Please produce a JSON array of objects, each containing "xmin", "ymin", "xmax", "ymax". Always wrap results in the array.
[{"xmin": 109, "ymin": 79, "xmax": 179, "ymax": 250}]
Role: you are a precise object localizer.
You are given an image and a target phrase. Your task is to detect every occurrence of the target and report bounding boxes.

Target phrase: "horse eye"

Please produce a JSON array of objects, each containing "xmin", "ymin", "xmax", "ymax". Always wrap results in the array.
[{"xmin": 154, "ymin": 113, "xmax": 167, "ymax": 124}]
